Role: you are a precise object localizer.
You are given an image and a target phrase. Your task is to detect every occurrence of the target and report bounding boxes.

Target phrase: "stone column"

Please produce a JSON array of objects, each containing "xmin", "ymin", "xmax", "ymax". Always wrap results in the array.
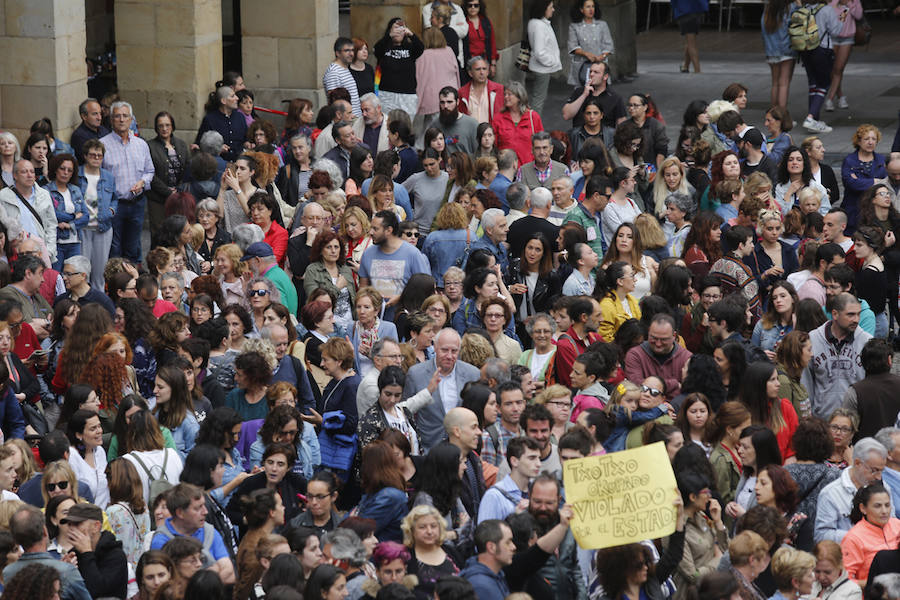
[
  {"xmin": 241, "ymin": 0, "xmax": 337, "ymax": 114},
  {"xmin": 115, "ymin": 0, "xmax": 222, "ymax": 136},
  {"xmin": 0, "ymin": 0, "xmax": 88, "ymax": 142}
]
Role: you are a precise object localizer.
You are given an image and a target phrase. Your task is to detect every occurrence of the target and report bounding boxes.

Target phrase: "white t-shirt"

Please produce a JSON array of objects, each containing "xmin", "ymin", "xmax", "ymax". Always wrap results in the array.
[
  {"xmin": 123, "ymin": 448, "xmax": 184, "ymax": 505},
  {"xmin": 384, "ymin": 409, "xmax": 421, "ymax": 456},
  {"xmin": 528, "ymin": 350, "xmax": 554, "ymax": 380}
]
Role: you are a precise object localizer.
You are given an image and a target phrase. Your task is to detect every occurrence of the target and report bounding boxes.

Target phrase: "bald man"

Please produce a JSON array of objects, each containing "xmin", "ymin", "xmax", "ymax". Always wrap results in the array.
[
  {"xmin": 404, "ymin": 329, "xmax": 480, "ymax": 452},
  {"xmin": 446, "ymin": 407, "xmax": 486, "ymax": 519}
]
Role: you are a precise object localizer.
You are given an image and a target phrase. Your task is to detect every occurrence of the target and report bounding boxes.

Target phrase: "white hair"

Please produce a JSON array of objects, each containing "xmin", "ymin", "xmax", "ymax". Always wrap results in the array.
[
  {"xmin": 530, "ymin": 187, "xmax": 552, "ymax": 210},
  {"xmin": 109, "ymin": 100, "xmax": 133, "ymax": 117},
  {"xmin": 359, "ymin": 93, "xmax": 381, "ymax": 109},
  {"xmin": 64, "ymin": 255, "xmax": 91, "ymax": 278},
  {"xmin": 0, "ymin": 132, "xmax": 21, "ymax": 161},
  {"xmin": 199, "ymin": 130, "xmax": 225, "ymax": 155},
  {"xmin": 311, "ymin": 158, "xmax": 344, "ymax": 190},
  {"xmin": 232, "ymin": 223, "xmax": 264, "ymax": 252},
  {"xmin": 480, "ymin": 208, "xmax": 505, "ymax": 231},
  {"xmin": 853, "ymin": 437, "xmax": 888, "ymax": 462}
]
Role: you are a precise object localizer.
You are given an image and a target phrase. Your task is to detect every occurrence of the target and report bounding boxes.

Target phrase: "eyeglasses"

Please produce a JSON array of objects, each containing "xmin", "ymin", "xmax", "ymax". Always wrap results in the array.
[
  {"xmin": 444, "ymin": 282, "xmax": 463, "ymax": 288},
  {"xmin": 641, "ymin": 385, "xmax": 663, "ymax": 397},
  {"xmin": 545, "ymin": 400, "xmax": 571, "ymax": 407},
  {"xmin": 830, "ymin": 424, "xmax": 853, "ymax": 435},
  {"xmin": 46, "ymin": 480, "xmax": 69, "ymax": 492},
  {"xmin": 86, "ymin": 152, "xmax": 104, "ymax": 159},
  {"xmin": 248, "ymin": 289, "xmax": 269, "ymax": 297},
  {"xmin": 484, "ymin": 312, "xmax": 505, "ymax": 320},
  {"xmin": 61, "ymin": 271, "xmax": 83, "ymax": 278},
  {"xmin": 403, "ymin": 231, "xmax": 419, "ymax": 238}
]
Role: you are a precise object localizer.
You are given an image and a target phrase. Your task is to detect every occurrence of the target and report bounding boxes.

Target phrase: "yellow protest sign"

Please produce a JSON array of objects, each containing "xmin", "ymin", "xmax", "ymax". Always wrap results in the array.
[{"xmin": 562, "ymin": 442, "xmax": 678, "ymax": 550}]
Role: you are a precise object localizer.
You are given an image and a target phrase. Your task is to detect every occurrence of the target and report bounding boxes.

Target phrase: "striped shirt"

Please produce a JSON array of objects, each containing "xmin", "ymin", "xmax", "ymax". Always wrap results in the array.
[{"xmin": 323, "ymin": 63, "xmax": 360, "ymax": 116}]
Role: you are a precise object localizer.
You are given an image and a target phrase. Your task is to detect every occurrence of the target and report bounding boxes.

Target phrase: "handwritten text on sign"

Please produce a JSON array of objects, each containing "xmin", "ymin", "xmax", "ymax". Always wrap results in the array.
[{"xmin": 562, "ymin": 442, "xmax": 678, "ymax": 550}]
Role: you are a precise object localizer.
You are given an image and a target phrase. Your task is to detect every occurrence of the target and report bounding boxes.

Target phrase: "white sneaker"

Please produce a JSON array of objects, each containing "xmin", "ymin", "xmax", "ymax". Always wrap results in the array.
[
  {"xmin": 824, "ymin": 98, "xmax": 835, "ymax": 112},
  {"xmin": 838, "ymin": 96, "xmax": 849, "ymax": 109},
  {"xmin": 803, "ymin": 116, "xmax": 833, "ymax": 133}
]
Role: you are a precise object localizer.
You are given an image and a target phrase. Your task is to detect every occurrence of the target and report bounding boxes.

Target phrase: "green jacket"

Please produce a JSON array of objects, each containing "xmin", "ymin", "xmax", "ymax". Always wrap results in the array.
[
  {"xmin": 107, "ymin": 426, "xmax": 177, "ymax": 462},
  {"xmin": 264, "ymin": 264, "xmax": 299, "ymax": 316},
  {"xmin": 562, "ymin": 203, "xmax": 604, "ymax": 260},
  {"xmin": 302, "ymin": 262, "xmax": 356, "ymax": 319}
]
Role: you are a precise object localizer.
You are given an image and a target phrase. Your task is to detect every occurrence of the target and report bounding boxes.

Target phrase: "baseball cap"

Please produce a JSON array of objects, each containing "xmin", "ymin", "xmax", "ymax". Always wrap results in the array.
[
  {"xmin": 240, "ymin": 242, "xmax": 274, "ymax": 262},
  {"xmin": 61, "ymin": 503, "xmax": 103, "ymax": 524},
  {"xmin": 739, "ymin": 127, "xmax": 764, "ymax": 148}
]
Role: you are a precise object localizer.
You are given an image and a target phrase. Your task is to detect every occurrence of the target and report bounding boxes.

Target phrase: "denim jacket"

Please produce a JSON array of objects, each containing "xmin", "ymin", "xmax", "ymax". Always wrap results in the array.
[
  {"xmin": 44, "ymin": 181, "xmax": 89, "ymax": 236},
  {"xmin": 76, "ymin": 166, "xmax": 118, "ymax": 233},
  {"xmin": 750, "ymin": 319, "xmax": 793, "ymax": 352}
]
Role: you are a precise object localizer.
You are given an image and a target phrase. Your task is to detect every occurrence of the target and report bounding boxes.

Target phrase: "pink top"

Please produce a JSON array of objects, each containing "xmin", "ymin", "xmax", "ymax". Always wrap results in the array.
[
  {"xmin": 829, "ymin": 0, "xmax": 863, "ymax": 38},
  {"xmin": 415, "ymin": 48, "xmax": 460, "ymax": 115}
]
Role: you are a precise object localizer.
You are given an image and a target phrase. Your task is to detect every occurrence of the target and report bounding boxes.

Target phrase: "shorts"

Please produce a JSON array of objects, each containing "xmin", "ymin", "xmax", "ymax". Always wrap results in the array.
[
  {"xmin": 678, "ymin": 13, "xmax": 702, "ymax": 35},
  {"xmin": 833, "ymin": 35, "xmax": 855, "ymax": 46},
  {"xmin": 766, "ymin": 54, "xmax": 796, "ymax": 64}
]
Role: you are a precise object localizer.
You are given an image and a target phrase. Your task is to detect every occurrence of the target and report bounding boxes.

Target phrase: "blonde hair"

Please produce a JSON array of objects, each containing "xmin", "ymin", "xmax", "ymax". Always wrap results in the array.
[
  {"xmin": 0, "ymin": 499, "xmax": 24, "ymax": 530},
  {"xmin": 813, "ymin": 540, "xmax": 844, "ymax": 569},
  {"xmin": 707, "ymin": 99, "xmax": 738, "ymax": 123},
  {"xmin": 634, "ymin": 213, "xmax": 667, "ymax": 249},
  {"xmin": 401, "ymin": 505, "xmax": 447, "ymax": 547},
  {"xmin": 756, "ymin": 209, "xmax": 783, "ymax": 236},
  {"xmin": 41, "ymin": 460, "xmax": 84, "ymax": 506},
  {"xmin": 4, "ymin": 439, "xmax": 37, "ymax": 483},
  {"xmin": 652, "ymin": 157, "xmax": 690, "ymax": 217},
  {"xmin": 534, "ymin": 384, "xmax": 571, "ymax": 406},
  {"xmin": 189, "ymin": 223, "xmax": 205, "ymax": 251},
  {"xmin": 215, "ymin": 243, "xmax": 247, "ymax": 277},
  {"xmin": 771, "ymin": 547, "xmax": 816, "ymax": 592},
  {"xmin": 243, "ymin": 338, "xmax": 278, "ymax": 372},
  {"xmin": 423, "ymin": 27, "xmax": 447, "ymax": 49},
  {"xmin": 459, "ymin": 332, "xmax": 495, "ymax": 368},
  {"xmin": 605, "ymin": 380, "xmax": 641, "ymax": 419},
  {"xmin": 340, "ymin": 206, "xmax": 370, "ymax": 240},
  {"xmin": 729, "ymin": 531, "xmax": 769, "ymax": 566},
  {"xmin": 797, "ymin": 187, "xmax": 822, "ymax": 210}
]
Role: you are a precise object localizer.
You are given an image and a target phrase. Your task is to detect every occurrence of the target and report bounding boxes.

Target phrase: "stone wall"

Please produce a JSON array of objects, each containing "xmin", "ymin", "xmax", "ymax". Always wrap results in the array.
[
  {"xmin": 115, "ymin": 0, "xmax": 222, "ymax": 134},
  {"xmin": 0, "ymin": 0, "xmax": 88, "ymax": 143},
  {"xmin": 241, "ymin": 0, "xmax": 337, "ymax": 119}
]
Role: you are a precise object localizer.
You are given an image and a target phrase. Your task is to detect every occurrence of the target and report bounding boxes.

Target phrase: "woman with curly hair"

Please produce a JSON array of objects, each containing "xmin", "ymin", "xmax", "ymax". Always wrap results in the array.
[
  {"xmin": 682, "ymin": 211, "xmax": 724, "ymax": 281},
  {"xmin": 775, "ymin": 147, "xmax": 831, "ymax": 216},
  {"xmin": 594, "ymin": 499, "xmax": 687, "ymax": 600},
  {"xmin": 841, "ymin": 125, "xmax": 887, "ymax": 232},
  {"xmin": 756, "ymin": 464, "xmax": 813, "ymax": 551},
  {"xmin": 148, "ymin": 310, "xmax": 190, "ymax": 369},
  {"xmin": 79, "ymin": 350, "xmax": 134, "ymax": 421},
  {"xmin": 50, "ymin": 303, "xmax": 112, "ymax": 394},
  {"xmin": 1, "ymin": 562, "xmax": 62, "ymax": 600},
  {"xmin": 303, "ymin": 229, "xmax": 356, "ymax": 331},
  {"xmin": 226, "ymin": 351, "xmax": 272, "ymax": 422}
]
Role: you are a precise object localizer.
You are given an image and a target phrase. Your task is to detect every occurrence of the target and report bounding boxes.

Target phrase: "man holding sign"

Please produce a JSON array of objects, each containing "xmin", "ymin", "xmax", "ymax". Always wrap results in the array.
[{"xmin": 528, "ymin": 474, "xmax": 587, "ymax": 600}]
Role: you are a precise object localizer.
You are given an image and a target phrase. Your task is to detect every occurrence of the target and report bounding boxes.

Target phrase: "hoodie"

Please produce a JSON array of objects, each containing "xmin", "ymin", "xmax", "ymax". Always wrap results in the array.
[
  {"xmin": 75, "ymin": 530, "xmax": 128, "ymax": 600},
  {"xmin": 460, "ymin": 556, "xmax": 510, "ymax": 600},
  {"xmin": 571, "ymin": 381, "xmax": 611, "ymax": 422}
]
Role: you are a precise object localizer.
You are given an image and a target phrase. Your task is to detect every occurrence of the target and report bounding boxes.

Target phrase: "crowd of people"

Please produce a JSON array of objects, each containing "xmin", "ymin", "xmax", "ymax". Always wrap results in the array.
[{"xmin": 0, "ymin": 1, "xmax": 899, "ymax": 600}]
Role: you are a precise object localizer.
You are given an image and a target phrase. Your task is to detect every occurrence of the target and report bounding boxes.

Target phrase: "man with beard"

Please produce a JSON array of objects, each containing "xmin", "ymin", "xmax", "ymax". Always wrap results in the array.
[
  {"xmin": 445, "ymin": 407, "xmax": 486, "ymax": 519},
  {"xmin": 624, "ymin": 313, "xmax": 693, "ymax": 402},
  {"xmin": 520, "ymin": 404, "xmax": 561, "ymax": 478},
  {"xmin": 460, "ymin": 519, "xmax": 516, "ymax": 600},
  {"xmin": 354, "ymin": 93, "xmax": 390, "ymax": 153},
  {"xmin": 553, "ymin": 297, "xmax": 603, "ymax": 388},
  {"xmin": 481, "ymin": 381, "xmax": 526, "ymax": 477},
  {"xmin": 435, "ymin": 87, "xmax": 479, "ymax": 155},
  {"xmin": 358, "ymin": 209, "xmax": 430, "ymax": 318},
  {"xmin": 477, "ymin": 437, "xmax": 541, "ymax": 523},
  {"xmin": 806, "ymin": 292, "xmax": 871, "ymax": 420},
  {"xmin": 528, "ymin": 475, "xmax": 587, "ymax": 600}
]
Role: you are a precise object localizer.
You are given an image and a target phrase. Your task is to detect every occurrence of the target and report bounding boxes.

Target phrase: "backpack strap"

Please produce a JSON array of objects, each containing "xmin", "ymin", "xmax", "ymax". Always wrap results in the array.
[
  {"xmin": 488, "ymin": 424, "xmax": 501, "ymax": 458},
  {"xmin": 129, "ymin": 452, "xmax": 154, "ymax": 479}
]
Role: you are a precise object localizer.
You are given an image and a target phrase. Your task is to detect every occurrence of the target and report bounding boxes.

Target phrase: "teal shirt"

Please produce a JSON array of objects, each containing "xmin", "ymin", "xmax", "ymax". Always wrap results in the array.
[
  {"xmin": 264, "ymin": 264, "xmax": 298, "ymax": 315},
  {"xmin": 226, "ymin": 388, "xmax": 269, "ymax": 422}
]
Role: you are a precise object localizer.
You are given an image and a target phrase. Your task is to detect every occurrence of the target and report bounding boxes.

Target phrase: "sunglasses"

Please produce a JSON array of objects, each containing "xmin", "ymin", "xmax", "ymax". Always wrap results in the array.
[
  {"xmin": 641, "ymin": 385, "xmax": 662, "ymax": 397},
  {"xmin": 403, "ymin": 231, "xmax": 419, "ymax": 238},
  {"xmin": 59, "ymin": 518, "xmax": 81, "ymax": 525},
  {"xmin": 248, "ymin": 289, "xmax": 269, "ymax": 297},
  {"xmin": 47, "ymin": 480, "xmax": 69, "ymax": 492}
]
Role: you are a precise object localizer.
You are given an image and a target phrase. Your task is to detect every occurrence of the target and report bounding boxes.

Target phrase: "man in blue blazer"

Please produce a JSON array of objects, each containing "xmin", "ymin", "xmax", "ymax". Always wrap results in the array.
[{"xmin": 404, "ymin": 328, "xmax": 480, "ymax": 452}]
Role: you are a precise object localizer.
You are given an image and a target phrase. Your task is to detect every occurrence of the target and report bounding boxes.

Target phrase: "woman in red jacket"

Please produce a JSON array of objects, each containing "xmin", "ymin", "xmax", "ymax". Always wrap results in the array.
[
  {"xmin": 739, "ymin": 361, "xmax": 798, "ymax": 462},
  {"xmin": 492, "ymin": 81, "xmax": 544, "ymax": 166}
]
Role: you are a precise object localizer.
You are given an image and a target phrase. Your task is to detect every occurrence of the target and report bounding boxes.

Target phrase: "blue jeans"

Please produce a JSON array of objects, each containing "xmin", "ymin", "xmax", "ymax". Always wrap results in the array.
[
  {"xmin": 110, "ymin": 198, "xmax": 145, "ymax": 263},
  {"xmin": 800, "ymin": 46, "xmax": 834, "ymax": 120},
  {"xmin": 53, "ymin": 241, "xmax": 82, "ymax": 271}
]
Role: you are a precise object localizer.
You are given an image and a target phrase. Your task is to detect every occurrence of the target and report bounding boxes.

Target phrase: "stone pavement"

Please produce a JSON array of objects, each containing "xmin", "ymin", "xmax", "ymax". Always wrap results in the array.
[{"xmin": 541, "ymin": 19, "xmax": 900, "ymax": 171}]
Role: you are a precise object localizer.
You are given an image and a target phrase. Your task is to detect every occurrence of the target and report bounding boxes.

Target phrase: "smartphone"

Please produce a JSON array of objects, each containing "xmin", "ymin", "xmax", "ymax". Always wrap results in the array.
[
  {"xmin": 226, "ymin": 162, "xmax": 236, "ymax": 176},
  {"xmin": 29, "ymin": 349, "xmax": 48, "ymax": 357}
]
